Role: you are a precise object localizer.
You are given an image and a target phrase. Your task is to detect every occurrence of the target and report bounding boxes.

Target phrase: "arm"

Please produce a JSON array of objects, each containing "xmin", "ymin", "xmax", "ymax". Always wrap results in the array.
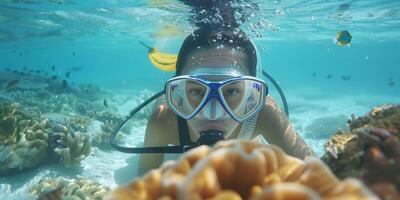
[
  {"xmin": 137, "ymin": 99, "xmax": 179, "ymax": 175},
  {"xmin": 257, "ymin": 97, "xmax": 316, "ymax": 159}
]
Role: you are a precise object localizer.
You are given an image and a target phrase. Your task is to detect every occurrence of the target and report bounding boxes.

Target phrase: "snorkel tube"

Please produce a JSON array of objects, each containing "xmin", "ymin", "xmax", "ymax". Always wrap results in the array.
[{"xmin": 110, "ymin": 92, "xmax": 225, "ymax": 154}]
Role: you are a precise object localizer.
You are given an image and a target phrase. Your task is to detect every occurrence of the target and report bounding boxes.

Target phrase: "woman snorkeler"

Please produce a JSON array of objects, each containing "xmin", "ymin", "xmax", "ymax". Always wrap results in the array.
[{"xmin": 110, "ymin": 0, "xmax": 315, "ymax": 175}]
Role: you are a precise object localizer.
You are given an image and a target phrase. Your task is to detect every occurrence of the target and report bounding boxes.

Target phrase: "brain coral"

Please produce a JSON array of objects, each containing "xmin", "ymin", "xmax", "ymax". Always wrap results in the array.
[{"xmin": 107, "ymin": 140, "xmax": 377, "ymax": 200}]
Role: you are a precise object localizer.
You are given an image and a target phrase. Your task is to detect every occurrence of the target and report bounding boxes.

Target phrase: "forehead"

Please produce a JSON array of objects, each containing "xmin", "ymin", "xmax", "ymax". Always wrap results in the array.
[{"xmin": 181, "ymin": 47, "xmax": 251, "ymax": 76}]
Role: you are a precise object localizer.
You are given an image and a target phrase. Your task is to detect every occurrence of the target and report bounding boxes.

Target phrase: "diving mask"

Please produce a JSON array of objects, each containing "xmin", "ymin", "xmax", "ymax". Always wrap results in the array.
[{"xmin": 165, "ymin": 71, "xmax": 268, "ymax": 123}]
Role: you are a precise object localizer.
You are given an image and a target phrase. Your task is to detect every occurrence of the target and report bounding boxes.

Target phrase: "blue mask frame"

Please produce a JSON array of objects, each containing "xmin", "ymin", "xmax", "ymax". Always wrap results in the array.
[{"xmin": 165, "ymin": 75, "xmax": 268, "ymax": 123}]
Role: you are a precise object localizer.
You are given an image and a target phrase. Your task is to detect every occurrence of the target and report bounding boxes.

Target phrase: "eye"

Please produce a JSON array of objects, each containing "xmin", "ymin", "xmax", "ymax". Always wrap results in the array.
[
  {"xmin": 224, "ymin": 88, "xmax": 239, "ymax": 97},
  {"xmin": 188, "ymin": 88, "xmax": 205, "ymax": 97}
]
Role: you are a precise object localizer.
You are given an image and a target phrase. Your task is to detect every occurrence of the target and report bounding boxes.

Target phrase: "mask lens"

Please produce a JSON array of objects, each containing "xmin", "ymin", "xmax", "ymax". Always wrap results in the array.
[
  {"xmin": 167, "ymin": 78, "xmax": 208, "ymax": 118},
  {"xmin": 220, "ymin": 79, "xmax": 264, "ymax": 120}
]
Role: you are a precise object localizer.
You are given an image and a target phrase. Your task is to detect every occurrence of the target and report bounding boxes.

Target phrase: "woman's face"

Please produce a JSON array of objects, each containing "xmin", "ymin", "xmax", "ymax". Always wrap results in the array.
[{"xmin": 180, "ymin": 47, "xmax": 252, "ymax": 139}]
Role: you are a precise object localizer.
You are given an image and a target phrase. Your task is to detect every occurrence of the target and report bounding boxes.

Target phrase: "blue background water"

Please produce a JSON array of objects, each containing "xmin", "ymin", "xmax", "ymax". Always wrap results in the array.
[
  {"xmin": 2, "ymin": 39, "xmax": 399, "ymax": 100},
  {"xmin": 0, "ymin": 0, "xmax": 400, "ymax": 199}
]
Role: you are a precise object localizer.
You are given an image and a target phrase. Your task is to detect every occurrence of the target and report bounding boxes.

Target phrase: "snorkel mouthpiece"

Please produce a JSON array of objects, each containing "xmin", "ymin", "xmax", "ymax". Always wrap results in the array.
[{"xmin": 196, "ymin": 130, "xmax": 225, "ymax": 146}]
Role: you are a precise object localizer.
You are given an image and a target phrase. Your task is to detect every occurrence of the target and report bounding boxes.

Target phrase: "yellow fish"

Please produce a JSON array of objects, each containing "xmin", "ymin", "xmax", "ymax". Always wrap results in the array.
[
  {"xmin": 140, "ymin": 41, "xmax": 177, "ymax": 71},
  {"xmin": 334, "ymin": 30, "xmax": 352, "ymax": 47}
]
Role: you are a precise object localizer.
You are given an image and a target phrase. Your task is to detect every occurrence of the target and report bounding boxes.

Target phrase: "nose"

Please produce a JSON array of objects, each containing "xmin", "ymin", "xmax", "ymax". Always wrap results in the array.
[{"xmin": 200, "ymin": 98, "xmax": 226, "ymax": 120}]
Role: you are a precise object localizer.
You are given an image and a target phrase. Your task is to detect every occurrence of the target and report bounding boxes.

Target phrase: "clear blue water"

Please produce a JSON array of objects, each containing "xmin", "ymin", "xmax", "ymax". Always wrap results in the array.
[{"xmin": 0, "ymin": 0, "xmax": 400, "ymax": 199}]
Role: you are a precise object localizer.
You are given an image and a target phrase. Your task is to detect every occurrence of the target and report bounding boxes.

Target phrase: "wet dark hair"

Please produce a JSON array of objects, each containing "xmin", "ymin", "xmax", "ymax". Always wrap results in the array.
[{"xmin": 175, "ymin": 27, "xmax": 257, "ymax": 76}]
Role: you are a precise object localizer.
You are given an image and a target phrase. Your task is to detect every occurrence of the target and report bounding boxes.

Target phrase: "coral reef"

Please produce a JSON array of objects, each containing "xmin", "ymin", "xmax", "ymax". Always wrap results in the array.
[
  {"xmin": 322, "ymin": 132, "xmax": 363, "ymax": 178},
  {"xmin": 108, "ymin": 140, "xmax": 377, "ymax": 200},
  {"xmin": 0, "ymin": 101, "xmax": 51, "ymax": 175},
  {"xmin": 29, "ymin": 176, "xmax": 111, "ymax": 200},
  {"xmin": 93, "ymin": 110, "xmax": 123, "ymax": 125},
  {"xmin": 67, "ymin": 114, "xmax": 93, "ymax": 132},
  {"xmin": 349, "ymin": 104, "xmax": 400, "ymax": 138},
  {"xmin": 73, "ymin": 84, "xmax": 105, "ymax": 101},
  {"xmin": 304, "ymin": 115, "xmax": 349, "ymax": 139},
  {"xmin": 358, "ymin": 128, "xmax": 400, "ymax": 200},
  {"xmin": 86, "ymin": 119, "xmax": 125, "ymax": 148},
  {"xmin": 0, "ymin": 99, "xmax": 93, "ymax": 174},
  {"xmin": 51, "ymin": 130, "xmax": 91, "ymax": 167},
  {"xmin": 322, "ymin": 104, "xmax": 400, "ymax": 200},
  {"xmin": 90, "ymin": 119, "xmax": 117, "ymax": 147}
]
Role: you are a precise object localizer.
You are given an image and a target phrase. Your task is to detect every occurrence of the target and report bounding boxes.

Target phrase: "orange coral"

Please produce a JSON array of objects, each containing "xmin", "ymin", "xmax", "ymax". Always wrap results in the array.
[{"xmin": 107, "ymin": 140, "xmax": 377, "ymax": 200}]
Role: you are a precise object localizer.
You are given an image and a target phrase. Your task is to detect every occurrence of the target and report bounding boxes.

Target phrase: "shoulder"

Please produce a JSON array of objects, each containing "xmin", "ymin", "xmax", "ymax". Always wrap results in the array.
[
  {"xmin": 253, "ymin": 96, "xmax": 287, "ymax": 136},
  {"xmin": 146, "ymin": 95, "xmax": 179, "ymax": 144},
  {"xmin": 260, "ymin": 96, "xmax": 285, "ymax": 119}
]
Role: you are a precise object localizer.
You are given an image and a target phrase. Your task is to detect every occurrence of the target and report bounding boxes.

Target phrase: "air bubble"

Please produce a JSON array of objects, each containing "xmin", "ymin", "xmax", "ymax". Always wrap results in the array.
[
  {"xmin": 229, "ymin": 39, "xmax": 233, "ymax": 43},
  {"xmin": 233, "ymin": 28, "xmax": 240, "ymax": 35}
]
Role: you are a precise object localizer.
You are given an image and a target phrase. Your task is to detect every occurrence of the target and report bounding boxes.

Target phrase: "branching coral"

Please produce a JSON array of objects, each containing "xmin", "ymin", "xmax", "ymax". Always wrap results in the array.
[
  {"xmin": 0, "ymin": 101, "xmax": 51, "ymax": 175},
  {"xmin": 67, "ymin": 114, "xmax": 93, "ymax": 132},
  {"xmin": 108, "ymin": 140, "xmax": 377, "ymax": 200},
  {"xmin": 52, "ymin": 130, "xmax": 91, "ymax": 167},
  {"xmin": 94, "ymin": 111, "xmax": 123, "ymax": 124},
  {"xmin": 91, "ymin": 119, "xmax": 125, "ymax": 148},
  {"xmin": 29, "ymin": 176, "xmax": 111, "ymax": 200}
]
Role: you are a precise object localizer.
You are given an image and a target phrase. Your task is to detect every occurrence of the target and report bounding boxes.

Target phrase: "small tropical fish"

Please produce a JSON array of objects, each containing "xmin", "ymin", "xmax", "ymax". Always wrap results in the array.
[
  {"xmin": 103, "ymin": 99, "xmax": 108, "ymax": 107},
  {"xmin": 72, "ymin": 51, "xmax": 76, "ymax": 56},
  {"xmin": 327, "ymin": 74, "xmax": 333, "ymax": 79},
  {"xmin": 35, "ymin": 70, "xmax": 41, "ymax": 74},
  {"xmin": 29, "ymin": 69, "xmax": 34, "ymax": 73},
  {"xmin": 13, "ymin": 70, "xmax": 19, "ymax": 73},
  {"xmin": 62, "ymin": 80, "xmax": 68, "ymax": 88},
  {"xmin": 333, "ymin": 30, "xmax": 352, "ymax": 47},
  {"xmin": 22, "ymin": 67, "xmax": 27, "ymax": 70},
  {"xmin": 337, "ymin": 3, "xmax": 350, "ymax": 11},
  {"xmin": 6, "ymin": 79, "xmax": 21, "ymax": 90},
  {"xmin": 19, "ymin": 52, "xmax": 23, "ymax": 56},
  {"xmin": 65, "ymin": 72, "xmax": 71, "ymax": 78},
  {"xmin": 51, "ymin": 75, "xmax": 58, "ymax": 80},
  {"xmin": 51, "ymin": 65, "xmax": 56, "ymax": 71},
  {"xmin": 388, "ymin": 80, "xmax": 395, "ymax": 86},
  {"xmin": 313, "ymin": 72, "xmax": 316, "ymax": 77},
  {"xmin": 6, "ymin": 68, "xmax": 10, "ymax": 71},
  {"xmin": 38, "ymin": 187, "xmax": 63, "ymax": 200},
  {"xmin": 341, "ymin": 75, "xmax": 351, "ymax": 80}
]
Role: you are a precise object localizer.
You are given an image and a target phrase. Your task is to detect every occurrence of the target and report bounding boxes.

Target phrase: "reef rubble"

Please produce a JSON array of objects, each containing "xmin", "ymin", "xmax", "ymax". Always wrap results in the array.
[{"xmin": 108, "ymin": 140, "xmax": 378, "ymax": 200}]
